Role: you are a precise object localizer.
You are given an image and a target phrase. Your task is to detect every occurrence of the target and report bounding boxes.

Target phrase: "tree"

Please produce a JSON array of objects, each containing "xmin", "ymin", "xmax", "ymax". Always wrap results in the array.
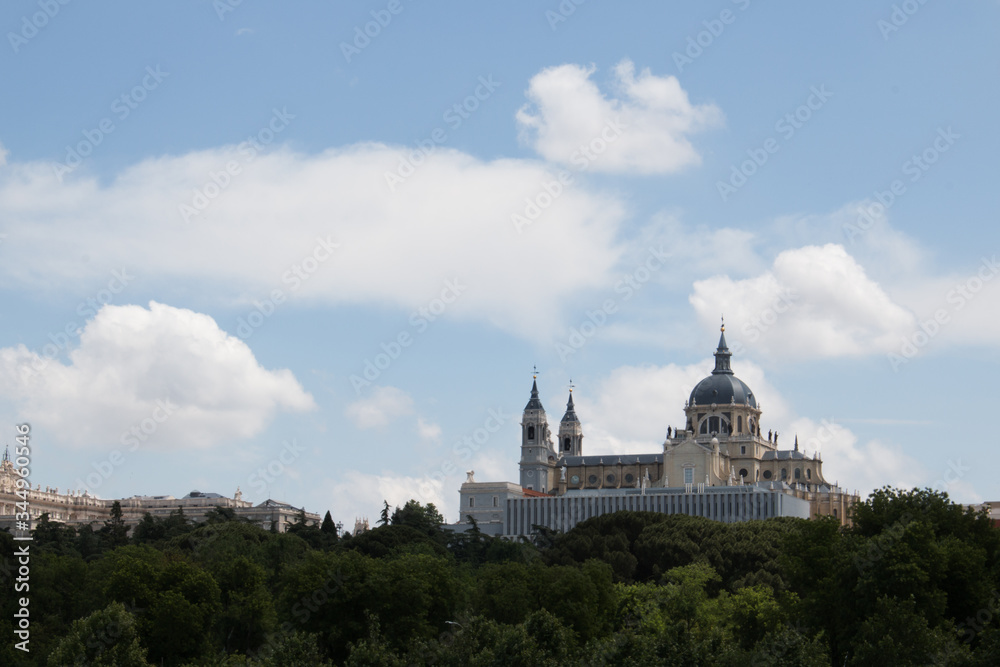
[
  {"xmin": 378, "ymin": 500, "xmax": 391, "ymax": 527},
  {"xmin": 390, "ymin": 500, "xmax": 444, "ymax": 534},
  {"xmin": 100, "ymin": 500, "xmax": 130, "ymax": 550},
  {"xmin": 47, "ymin": 602, "xmax": 151, "ymax": 666},
  {"xmin": 205, "ymin": 505, "xmax": 240, "ymax": 523},
  {"xmin": 33, "ymin": 512, "xmax": 80, "ymax": 556},
  {"xmin": 321, "ymin": 511, "xmax": 337, "ymax": 534}
]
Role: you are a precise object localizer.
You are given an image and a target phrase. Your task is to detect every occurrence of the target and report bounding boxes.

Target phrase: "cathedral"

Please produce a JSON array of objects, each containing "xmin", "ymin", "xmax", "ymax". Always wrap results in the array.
[{"xmin": 455, "ymin": 326, "xmax": 856, "ymax": 537}]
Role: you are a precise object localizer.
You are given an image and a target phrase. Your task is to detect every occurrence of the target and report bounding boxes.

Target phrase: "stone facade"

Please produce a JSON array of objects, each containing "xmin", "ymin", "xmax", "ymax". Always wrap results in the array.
[{"xmin": 0, "ymin": 452, "xmax": 318, "ymax": 533}]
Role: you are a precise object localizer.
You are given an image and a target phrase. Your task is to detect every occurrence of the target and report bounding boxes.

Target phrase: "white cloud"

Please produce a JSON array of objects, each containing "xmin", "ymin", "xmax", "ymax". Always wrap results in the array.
[
  {"xmin": 0, "ymin": 301, "xmax": 315, "ymax": 449},
  {"xmin": 326, "ymin": 470, "xmax": 449, "ymax": 527},
  {"xmin": 345, "ymin": 386, "xmax": 414, "ymax": 429},
  {"xmin": 516, "ymin": 59, "xmax": 722, "ymax": 174},
  {"xmin": 574, "ymin": 359, "xmax": 795, "ymax": 456},
  {"xmin": 690, "ymin": 244, "xmax": 916, "ymax": 359},
  {"xmin": 324, "ymin": 447, "xmax": 515, "ymax": 526},
  {"xmin": 788, "ymin": 417, "xmax": 925, "ymax": 498},
  {"xmin": 574, "ymin": 361, "xmax": 937, "ymax": 500},
  {"xmin": 417, "ymin": 417, "xmax": 442, "ymax": 442},
  {"xmin": 0, "ymin": 143, "xmax": 626, "ymax": 340}
]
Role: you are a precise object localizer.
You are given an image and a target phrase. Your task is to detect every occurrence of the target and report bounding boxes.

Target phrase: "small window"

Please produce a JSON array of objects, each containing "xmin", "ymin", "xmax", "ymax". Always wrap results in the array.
[
  {"xmin": 624, "ymin": 473, "xmax": 635, "ymax": 485},
  {"xmin": 740, "ymin": 445, "xmax": 746, "ymax": 455},
  {"xmin": 739, "ymin": 468, "xmax": 748, "ymax": 479},
  {"xmin": 794, "ymin": 468, "xmax": 801, "ymax": 480},
  {"xmin": 588, "ymin": 475, "xmax": 597, "ymax": 484},
  {"xmin": 806, "ymin": 469, "xmax": 812, "ymax": 480},
  {"xmin": 700, "ymin": 420, "xmax": 709, "ymax": 435},
  {"xmin": 683, "ymin": 468, "xmax": 694, "ymax": 484},
  {"xmin": 606, "ymin": 474, "xmax": 616, "ymax": 484},
  {"xmin": 833, "ymin": 508, "xmax": 838, "ymax": 518},
  {"xmin": 737, "ymin": 416, "xmax": 743, "ymax": 433},
  {"xmin": 763, "ymin": 470, "xmax": 772, "ymax": 480},
  {"xmin": 563, "ymin": 437, "xmax": 571, "ymax": 451},
  {"xmin": 469, "ymin": 497, "xmax": 475, "ymax": 507},
  {"xmin": 527, "ymin": 425, "xmax": 535, "ymax": 440},
  {"xmin": 781, "ymin": 469, "xmax": 788, "ymax": 480},
  {"xmin": 493, "ymin": 496, "xmax": 498, "ymax": 507}
]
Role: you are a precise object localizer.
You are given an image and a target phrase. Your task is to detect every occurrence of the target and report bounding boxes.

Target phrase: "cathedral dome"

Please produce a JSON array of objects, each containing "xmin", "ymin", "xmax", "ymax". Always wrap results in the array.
[
  {"xmin": 688, "ymin": 326, "xmax": 758, "ymax": 409},
  {"xmin": 689, "ymin": 373, "xmax": 757, "ymax": 408}
]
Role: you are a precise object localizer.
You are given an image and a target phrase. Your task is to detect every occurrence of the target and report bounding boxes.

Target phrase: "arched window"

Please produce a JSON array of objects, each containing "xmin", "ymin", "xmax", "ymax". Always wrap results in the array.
[
  {"xmin": 683, "ymin": 467, "xmax": 694, "ymax": 484},
  {"xmin": 709, "ymin": 416, "xmax": 720, "ymax": 433},
  {"xmin": 794, "ymin": 468, "xmax": 801, "ymax": 480},
  {"xmin": 527, "ymin": 425, "xmax": 535, "ymax": 440},
  {"xmin": 781, "ymin": 468, "xmax": 788, "ymax": 480},
  {"xmin": 563, "ymin": 437, "xmax": 571, "ymax": 451},
  {"xmin": 806, "ymin": 469, "xmax": 812, "ymax": 480},
  {"xmin": 738, "ymin": 416, "xmax": 743, "ymax": 433}
]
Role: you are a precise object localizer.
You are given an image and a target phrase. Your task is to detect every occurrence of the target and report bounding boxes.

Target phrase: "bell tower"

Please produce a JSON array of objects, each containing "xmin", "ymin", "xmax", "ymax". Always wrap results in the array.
[
  {"xmin": 519, "ymin": 372, "xmax": 556, "ymax": 492},
  {"xmin": 558, "ymin": 386, "xmax": 583, "ymax": 457}
]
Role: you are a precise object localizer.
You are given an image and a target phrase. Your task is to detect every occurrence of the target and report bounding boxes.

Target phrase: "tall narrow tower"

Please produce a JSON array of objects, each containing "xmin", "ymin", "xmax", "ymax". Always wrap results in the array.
[
  {"xmin": 519, "ymin": 375, "xmax": 556, "ymax": 492},
  {"xmin": 558, "ymin": 389, "xmax": 584, "ymax": 457}
]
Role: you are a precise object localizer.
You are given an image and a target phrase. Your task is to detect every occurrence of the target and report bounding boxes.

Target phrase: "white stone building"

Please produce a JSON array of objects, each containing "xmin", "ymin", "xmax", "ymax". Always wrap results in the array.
[{"xmin": 455, "ymin": 327, "xmax": 858, "ymax": 537}]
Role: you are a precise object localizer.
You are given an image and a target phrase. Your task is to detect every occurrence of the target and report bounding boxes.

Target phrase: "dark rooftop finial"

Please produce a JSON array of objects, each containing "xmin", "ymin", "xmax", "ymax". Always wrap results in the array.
[
  {"xmin": 562, "ymin": 389, "xmax": 579, "ymax": 423},
  {"xmin": 525, "ymin": 375, "xmax": 544, "ymax": 411},
  {"xmin": 712, "ymin": 325, "xmax": 733, "ymax": 375}
]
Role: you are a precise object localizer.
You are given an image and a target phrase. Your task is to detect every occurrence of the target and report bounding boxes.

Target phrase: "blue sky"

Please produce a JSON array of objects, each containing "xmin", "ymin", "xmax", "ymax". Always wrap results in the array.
[{"xmin": 0, "ymin": 1, "xmax": 997, "ymax": 524}]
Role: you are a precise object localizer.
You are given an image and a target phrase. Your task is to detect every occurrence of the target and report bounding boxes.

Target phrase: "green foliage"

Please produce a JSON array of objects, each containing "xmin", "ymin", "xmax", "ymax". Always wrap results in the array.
[
  {"xmin": 47, "ymin": 602, "xmax": 151, "ymax": 666},
  {"xmin": 17, "ymin": 489, "xmax": 1000, "ymax": 665},
  {"xmin": 100, "ymin": 500, "xmax": 131, "ymax": 550},
  {"xmin": 391, "ymin": 499, "xmax": 445, "ymax": 534}
]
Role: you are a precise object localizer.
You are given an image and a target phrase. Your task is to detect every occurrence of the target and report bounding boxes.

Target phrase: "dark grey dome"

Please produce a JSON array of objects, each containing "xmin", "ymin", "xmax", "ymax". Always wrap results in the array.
[
  {"xmin": 688, "ymin": 327, "xmax": 757, "ymax": 408},
  {"xmin": 689, "ymin": 373, "xmax": 757, "ymax": 408}
]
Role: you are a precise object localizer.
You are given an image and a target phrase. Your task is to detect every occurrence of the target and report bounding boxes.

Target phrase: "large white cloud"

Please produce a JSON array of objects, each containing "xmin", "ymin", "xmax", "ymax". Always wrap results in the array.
[
  {"xmin": 0, "ymin": 301, "xmax": 315, "ymax": 449},
  {"xmin": 345, "ymin": 385, "xmax": 414, "ymax": 429},
  {"xmin": 516, "ymin": 59, "xmax": 722, "ymax": 174},
  {"xmin": 574, "ymin": 360, "xmax": 794, "ymax": 456},
  {"xmin": 690, "ymin": 244, "xmax": 916, "ymax": 359},
  {"xmin": 0, "ymin": 142, "xmax": 626, "ymax": 340}
]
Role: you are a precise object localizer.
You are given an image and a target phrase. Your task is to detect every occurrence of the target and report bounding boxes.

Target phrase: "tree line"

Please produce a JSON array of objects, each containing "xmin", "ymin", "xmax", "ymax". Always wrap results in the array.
[{"xmin": 1, "ymin": 488, "xmax": 999, "ymax": 665}]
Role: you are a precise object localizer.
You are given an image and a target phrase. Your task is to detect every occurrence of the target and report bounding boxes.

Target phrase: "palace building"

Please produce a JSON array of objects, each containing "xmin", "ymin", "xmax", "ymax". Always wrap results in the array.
[
  {"xmin": 0, "ymin": 450, "xmax": 319, "ymax": 533},
  {"xmin": 454, "ymin": 326, "xmax": 857, "ymax": 537}
]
